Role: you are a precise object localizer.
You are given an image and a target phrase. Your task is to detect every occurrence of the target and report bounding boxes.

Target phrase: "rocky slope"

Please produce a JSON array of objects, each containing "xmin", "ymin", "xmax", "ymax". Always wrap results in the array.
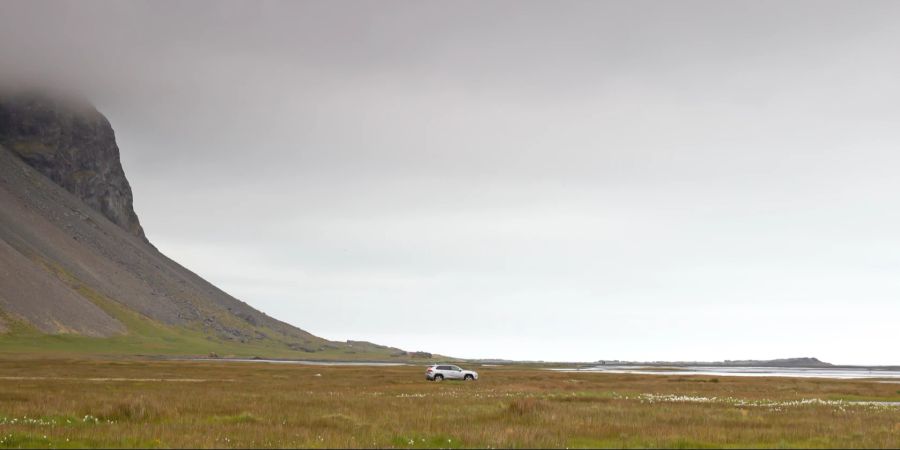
[
  {"xmin": 0, "ymin": 93, "xmax": 147, "ymax": 242},
  {"xmin": 0, "ymin": 92, "xmax": 402, "ymax": 359}
]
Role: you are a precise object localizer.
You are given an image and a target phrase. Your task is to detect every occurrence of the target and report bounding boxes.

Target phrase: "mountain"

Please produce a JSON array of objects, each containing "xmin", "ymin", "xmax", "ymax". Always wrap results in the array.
[{"xmin": 0, "ymin": 91, "xmax": 408, "ymax": 359}]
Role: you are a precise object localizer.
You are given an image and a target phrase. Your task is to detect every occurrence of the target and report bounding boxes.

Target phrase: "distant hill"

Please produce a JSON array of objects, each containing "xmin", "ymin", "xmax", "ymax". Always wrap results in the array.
[
  {"xmin": 0, "ymin": 91, "xmax": 421, "ymax": 360},
  {"xmin": 595, "ymin": 357, "xmax": 834, "ymax": 368},
  {"xmin": 716, "ymin": 357, "xmax": 832, "ymax": 368}
]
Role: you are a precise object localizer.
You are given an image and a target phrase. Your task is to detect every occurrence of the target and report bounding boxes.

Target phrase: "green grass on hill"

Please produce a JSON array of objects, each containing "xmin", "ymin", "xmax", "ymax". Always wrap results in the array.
[
  {"xmin": 0, "ymin": 259, "xmax": 415, "ymax": 362},
  {"xmin": 0, "ymin": 307, "xmax": 406, "ymax": 361}
]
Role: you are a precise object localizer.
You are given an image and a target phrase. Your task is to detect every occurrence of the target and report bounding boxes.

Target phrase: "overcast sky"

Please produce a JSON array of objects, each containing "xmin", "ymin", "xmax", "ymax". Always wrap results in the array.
[{"xmin": 2, "ymin": 1, "xmax": 899, "ymax": 364}]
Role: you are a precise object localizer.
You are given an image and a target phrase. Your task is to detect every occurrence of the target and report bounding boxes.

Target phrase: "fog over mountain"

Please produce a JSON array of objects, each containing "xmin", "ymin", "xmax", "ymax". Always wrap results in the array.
[{"xmin": 2, "ymin": 1, "xmax": 898, "ymax": 364}]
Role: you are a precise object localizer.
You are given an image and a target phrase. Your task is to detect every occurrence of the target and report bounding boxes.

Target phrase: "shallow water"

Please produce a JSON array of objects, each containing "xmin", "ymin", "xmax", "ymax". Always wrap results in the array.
[{"xmin": 550, "ymin": 365, "xmax": 900, "ymax": 379}]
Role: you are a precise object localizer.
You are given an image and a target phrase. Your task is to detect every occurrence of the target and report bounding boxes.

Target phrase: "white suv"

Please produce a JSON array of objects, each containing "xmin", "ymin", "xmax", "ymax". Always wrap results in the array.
[{"xmin": 425, "ymin": 364, "xmax": 478, "ymax": 381}]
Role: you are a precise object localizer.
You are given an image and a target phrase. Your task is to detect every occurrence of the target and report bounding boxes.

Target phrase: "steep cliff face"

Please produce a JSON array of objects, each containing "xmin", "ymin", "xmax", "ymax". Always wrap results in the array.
[
  {"xmin": 0, "ymin": 92, "xmax": 410, "ymax": 359},
  {"xmin": 0, "ymin": 93, "xmax": 147, "ymax": 242}
]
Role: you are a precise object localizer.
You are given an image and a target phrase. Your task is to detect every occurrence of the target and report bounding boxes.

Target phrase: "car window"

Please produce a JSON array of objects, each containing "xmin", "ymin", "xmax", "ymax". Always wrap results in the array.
[
  {"xmin": 450, "ymin": 366, "xmax": 461, "ymax": 371},
  {"xmin": 437, "ymin": 366, "xmax": 451, "ymax": 370}
]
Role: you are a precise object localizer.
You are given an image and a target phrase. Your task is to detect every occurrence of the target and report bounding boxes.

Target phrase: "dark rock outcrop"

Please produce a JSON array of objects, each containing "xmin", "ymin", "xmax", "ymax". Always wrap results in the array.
[{"xmin": 0, "ymin": 92, "xmax": 147, "ymax": 242}]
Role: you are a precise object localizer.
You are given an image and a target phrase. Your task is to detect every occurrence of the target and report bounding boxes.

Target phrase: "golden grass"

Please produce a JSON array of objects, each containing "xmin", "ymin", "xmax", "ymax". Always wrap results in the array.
[{"xmin": 0, "ymin": 357, "xmax": 897, "ymax": 448}]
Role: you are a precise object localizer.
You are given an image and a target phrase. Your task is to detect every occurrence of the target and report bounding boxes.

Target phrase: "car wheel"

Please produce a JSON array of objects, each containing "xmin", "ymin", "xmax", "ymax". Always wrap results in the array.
[
  {"xmin": 434, "ymin": 374, "xmax": 443, "ymax": 382},
  {"xmin": 464, "ymin": 374, "xmax": 474, "ymax": 381}
]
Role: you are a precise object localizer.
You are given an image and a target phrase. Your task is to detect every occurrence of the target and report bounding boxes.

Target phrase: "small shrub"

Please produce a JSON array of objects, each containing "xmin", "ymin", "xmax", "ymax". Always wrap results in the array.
[
  {"xmin": 505, "ymin": 398, "xmax": 546, "ymax": 417},
  {"xmin": 211, "ymin": 412, "xmax": 259, "ymax": 424},
  {"xmin": 551, "ymin": 394, "xmax": 610, "ymax": 404},
  {"xmin": 311, "ymin": 413, "xmax": 361, "ymax": 431},
  {"xmin": 668, "ymin": 437, "xmax": 718, "ymax": 448},
  {"xmin": 95, "ymin": 396, "xmax": 161, "ymax": 422}
]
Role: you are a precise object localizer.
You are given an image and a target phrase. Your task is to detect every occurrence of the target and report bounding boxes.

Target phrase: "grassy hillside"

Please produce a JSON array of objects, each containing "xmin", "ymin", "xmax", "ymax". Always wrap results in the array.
[
  {"xmin": 0, "ymin": 305, "xmax": 407, "ymax": 361},
  {"xmin": 0, "ymin": 320, "xmax": 404, "ymax": 361},
  {"xmin": 0, "ymin": 257, "xmax": 416, "ymax": 361}
]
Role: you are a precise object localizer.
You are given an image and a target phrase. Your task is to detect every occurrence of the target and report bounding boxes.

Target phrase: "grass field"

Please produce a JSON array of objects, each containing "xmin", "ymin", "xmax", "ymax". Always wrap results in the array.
[{"xmin": 0, "ymin": 357, "xmax": 897, "ymax": 448}]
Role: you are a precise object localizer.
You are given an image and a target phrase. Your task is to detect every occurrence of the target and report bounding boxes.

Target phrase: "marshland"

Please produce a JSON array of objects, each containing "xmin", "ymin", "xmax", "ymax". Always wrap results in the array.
[{"xmin": 0, "ymin": 357, "xmax": 897, "ymax": 448}]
